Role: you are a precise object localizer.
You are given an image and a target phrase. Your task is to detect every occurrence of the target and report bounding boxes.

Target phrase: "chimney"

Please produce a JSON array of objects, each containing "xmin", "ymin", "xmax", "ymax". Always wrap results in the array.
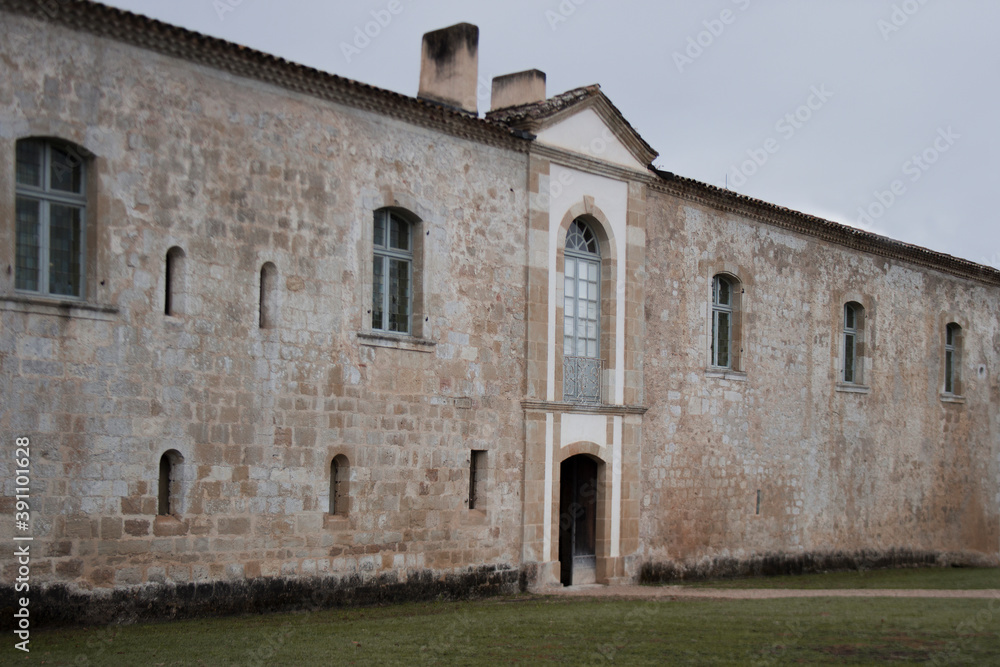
[
  {"xmin": 491, "ymin": 70, "xmax": 547, "ymax": 111},
  {"xmin": 418, "ymin": 23, "xmax": 479, "ymax": 115}
]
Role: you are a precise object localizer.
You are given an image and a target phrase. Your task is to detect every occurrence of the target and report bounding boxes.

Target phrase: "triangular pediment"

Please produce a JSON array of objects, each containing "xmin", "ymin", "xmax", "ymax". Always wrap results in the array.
[
  {"xmin": 535, "ymin": 107, "xmax": 648, "ymax": 171},
  {"xmin": 486, "ymin": 85, "xmax": 658, "ymax": 171}
]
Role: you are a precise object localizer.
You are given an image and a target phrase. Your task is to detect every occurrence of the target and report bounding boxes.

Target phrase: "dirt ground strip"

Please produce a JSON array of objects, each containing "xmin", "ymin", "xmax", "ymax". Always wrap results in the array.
[{"xmin": 548, "ymin": 585, "xmax": 1000, "ymax": 600}]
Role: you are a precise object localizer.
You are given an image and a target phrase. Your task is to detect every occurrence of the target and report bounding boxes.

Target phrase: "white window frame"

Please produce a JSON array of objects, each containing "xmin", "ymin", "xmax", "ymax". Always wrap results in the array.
[
  {"xmin": 372, "ymin": 209, "xmax": 413, "ymax": 334},
  {"xmin": 563, "ymin": 219, "xmax": 602, "ymax": 403},
  {"xmin": 843, "ymin": 303, "xmax": 860, "ymax": 384},
  {"xmin": 711, "ymin": 275, "xmax": 734, "ymax": 369},
  {"xmin": 944, "ymin": 323, "xmax": 959, "ymax": 395}
]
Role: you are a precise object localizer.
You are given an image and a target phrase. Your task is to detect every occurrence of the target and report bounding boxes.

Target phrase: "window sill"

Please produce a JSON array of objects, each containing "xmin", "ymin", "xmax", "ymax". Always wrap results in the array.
[
  {"xmin": 356, "ymin": 331, "xmax": 436, "ymax": 353},
  {"xmin": 520, "ymin": 400, "xmax": 648, "ymax": 415},
  {"xmin": 463, "ymin": 508, "xmax": 488, "ymax": 525},
  {"xmin": 324, "ymin": 514, "xmax": 350, "ymax": 529},
  {"xmin": 939, "ymin": 393, "xmax": 965, "ymax": 404},
  {"xmin": 835, "ymin": 382, "xmax": 870, "ymax": 394},
  {"xmin": 153, "ymin": 515, "xmax": 189, "ymax": 537},
  {"xmin": 1, "ymin": 294, "xmax": 118, "ymax": 321},
  {"xmin": 705, "ymin": 368, "xmax": 747, "ymax": 382}
]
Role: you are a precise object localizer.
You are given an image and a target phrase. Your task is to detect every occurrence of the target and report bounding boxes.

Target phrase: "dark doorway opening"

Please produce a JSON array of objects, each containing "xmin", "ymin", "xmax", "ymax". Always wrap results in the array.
[{"xmin": 559, "ymin": 455, "xmax": 598, "ymax": 586}]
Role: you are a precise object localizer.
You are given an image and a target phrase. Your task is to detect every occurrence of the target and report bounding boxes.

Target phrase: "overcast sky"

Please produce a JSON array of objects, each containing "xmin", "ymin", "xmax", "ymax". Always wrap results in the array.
[{"xmin": 99, "ymin": 0, "xmax": 999, "ymax": 269}]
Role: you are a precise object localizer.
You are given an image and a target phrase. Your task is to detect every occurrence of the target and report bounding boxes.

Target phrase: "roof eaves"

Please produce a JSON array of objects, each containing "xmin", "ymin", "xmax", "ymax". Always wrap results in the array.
[
  {"xmin": 651, "ymin": 170, "xmax": 1000, "ymax": 286},
  {"xmin": 1, "ymin": 0, "xmax": 528, "ymax": 151}
]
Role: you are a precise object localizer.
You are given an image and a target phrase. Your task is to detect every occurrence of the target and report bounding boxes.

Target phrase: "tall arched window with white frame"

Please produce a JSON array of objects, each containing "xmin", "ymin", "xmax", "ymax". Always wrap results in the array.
[{"xmin": 563, "ymin": 218, "xmax": 601, "ymax": 403}]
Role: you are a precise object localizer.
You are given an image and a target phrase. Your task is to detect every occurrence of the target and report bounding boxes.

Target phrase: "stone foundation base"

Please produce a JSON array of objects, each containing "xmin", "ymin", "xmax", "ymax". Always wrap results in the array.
[
  {"xmin": 0, "ymin": 564, "xmax": 525, "ymax": 629},
  {"xmin": 639, "ymin": 548, "xmax": 998, "ymax": 584}
]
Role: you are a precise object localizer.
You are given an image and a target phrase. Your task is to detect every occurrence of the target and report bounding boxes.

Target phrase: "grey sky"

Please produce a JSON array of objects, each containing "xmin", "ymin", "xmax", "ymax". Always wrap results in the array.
[{"xmin": 99, "ymin": 0, "xmax": 999, "ymax": 269}]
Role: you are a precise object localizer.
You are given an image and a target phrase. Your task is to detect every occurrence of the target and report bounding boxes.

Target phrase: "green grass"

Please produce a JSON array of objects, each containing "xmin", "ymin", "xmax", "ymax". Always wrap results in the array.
[
  {"xmin": 678, "ymin": 566, "xmax": 1000, "ymax": 590},
  {"xmin": 24, "ymin": 592, "xmax": 1000, "ymax": 666}
]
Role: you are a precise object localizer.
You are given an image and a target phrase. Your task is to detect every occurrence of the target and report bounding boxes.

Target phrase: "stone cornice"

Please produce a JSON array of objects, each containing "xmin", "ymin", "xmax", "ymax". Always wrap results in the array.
[
  {"xmin": 521, "ymin": 400, "xmax": 648, "ymax": 416},
  {"xmin": 521, "ymin": 96, "xmax": 658, "ymax": 168},
  {"xmin": 531, "ymin": 143, "xmax": 653, "ymax": 183},
  {"xmin": 650, "ymin": 172, "xmax": 1000, "ymax": 288},
  {"xmin": 0, "ymin": 0, "xmax": 530, "ymax": 154}
]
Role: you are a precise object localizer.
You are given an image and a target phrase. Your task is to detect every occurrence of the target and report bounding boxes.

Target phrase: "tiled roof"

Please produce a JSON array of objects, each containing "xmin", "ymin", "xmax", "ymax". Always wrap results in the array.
[
  {"xmin": 4, "ymin": 1, "xmax": 998, "ymax": 286},
  {"xmin": 654, "ymin": 169, "xmax": 1000, "ymax": 286},
  {"xmin": 486, "ymin": 85, "xmax": 603, "ymax": 124},
  {"xmin": 0, "ymin": 0, "xmax": 530, "ymax": 151}
]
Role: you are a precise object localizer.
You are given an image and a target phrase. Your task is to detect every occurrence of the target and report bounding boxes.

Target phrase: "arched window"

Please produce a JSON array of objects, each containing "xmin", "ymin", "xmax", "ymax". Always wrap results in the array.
[
  {"xmin": 165, "ymin": 246, "xmax": 186, "ymax": 316},
  {"xmin": 944, "ymin": 322, "xmax": 962, "ymax": 395},
  {"xmin": 330, "ymin": 455, "xmax": 349, "ymax": 516},
  {"xmin": 563, "ymin": 218, "xmax": 602, "ymax": 403},
  {"xmin": 711, "ymin": 274, "xmax": 741, "ymax": 370},
  {"xmin": 15, "ymin": 138, "xmax": 88, "ymax": 297},
  {"xmin": 157, "ymin": 450, "xmax": 183, "ymax": 516},
  {"xmin": 843, "ymin": 302, "xmax": 864, "ymax": 384},
  {"xmin": 259, "ymin": 262, "xmax": 278, "ymax": 329},
  {"xmin": 372, "ymin": 210, "xmax": 412, "ymax": 334}
]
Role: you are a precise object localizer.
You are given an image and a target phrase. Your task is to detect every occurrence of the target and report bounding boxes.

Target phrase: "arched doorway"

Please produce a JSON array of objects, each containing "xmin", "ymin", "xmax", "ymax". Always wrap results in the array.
[{"xmin": 559, "ymin": 454, "xmax": 599, "ymax": 585}]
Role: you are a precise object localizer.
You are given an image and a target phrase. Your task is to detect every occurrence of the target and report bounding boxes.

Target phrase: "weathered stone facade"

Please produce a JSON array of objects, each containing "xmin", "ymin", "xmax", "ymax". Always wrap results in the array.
[{"xmin": 1, "ymin": 1, "xmax": 997, "ymax": 625}]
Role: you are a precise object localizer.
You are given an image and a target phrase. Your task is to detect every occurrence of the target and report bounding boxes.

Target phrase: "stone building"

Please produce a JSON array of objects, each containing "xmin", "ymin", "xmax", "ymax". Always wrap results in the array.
[{"xmin": 1, "ymin": 1, "xmax": 997, "ymax": 623}]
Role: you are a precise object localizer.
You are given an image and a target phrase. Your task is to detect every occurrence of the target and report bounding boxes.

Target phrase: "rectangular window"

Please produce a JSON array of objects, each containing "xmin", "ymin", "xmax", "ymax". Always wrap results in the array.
[
  {"xmin": 14, "ymin": 139, "xmax": 87, "ymax": 298},
  {"xmin": 469, "ymin": 450, "xmax": 487, "ymax": 510},
  {"xmin": 372, "ymin": 210, "xmax": 412, "ymax": 334},
  {"xmin": 711, "ymin": 275, "xmax": 736, "ymax": 369},
  {"xmin": 944, "ymin": 323, "xmax": 960, "ymax": 395},
  {"xmin": 944, "ymin": 347, "xmax": 953, "ymax": 393},
  {"xmin": 15, "ymin": 198, "xmax": 41, "ymax": 291},
  {"xmin": 713, "ymin": 310, "xmax": 731, "ymax": 368},
  {"xmin": 842, "ymin": 303, "xmax": 862, "ymax": 384},
  {"xmin": 844, "ymin": 332, "xmax": 855, "ymax": 383}
]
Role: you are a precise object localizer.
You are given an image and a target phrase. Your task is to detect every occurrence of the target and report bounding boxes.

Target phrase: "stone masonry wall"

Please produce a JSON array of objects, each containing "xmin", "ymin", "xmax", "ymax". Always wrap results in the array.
[
  {"xmin": 0, "ymin": 12, "xmax": 529, "ymax": 595},
  {"xmin": 639, "ymin": 189, "xmax": 1000, "ymax": 571}
]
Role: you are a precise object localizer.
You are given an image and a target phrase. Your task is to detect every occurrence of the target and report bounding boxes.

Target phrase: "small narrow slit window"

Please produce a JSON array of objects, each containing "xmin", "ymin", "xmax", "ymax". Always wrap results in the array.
[
  {"xmin": 157, "ymin": 450, "xmax": 182, "ymax": 516},
  {"xmin": 259, "ymin": 262, "xmax": 278, "ymax": 329},
  {"xmin": 469, "ymin": 450, "xmax": 487, "ymax": 510},
  {"xmin": 330, "ymin": 455, "xmax": 349, "ymax": 517},
  {"xmin": 165, "ymin": 246, "xmax": 186, "ymax": 316}
]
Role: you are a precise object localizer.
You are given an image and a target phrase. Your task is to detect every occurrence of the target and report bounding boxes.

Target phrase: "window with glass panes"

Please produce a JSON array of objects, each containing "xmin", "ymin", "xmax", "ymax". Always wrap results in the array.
[
  {"xmin": 15, "ymin": 139, "xmax": 87, "ymax": 297},
  {"xmin": 843, "ymin": 303, "xmax": 859, "ymax": 383},
  {"xmin": 944, "ymin": 323, "xmax": 960, "ymax": 394},
  {"xmin": 563, "ymin": 219, "xmax": 601, "ymax": 402},
  {"xmin": 372, "ymin": 210, "xmax": 412, "ymax": 334},
  {"xmin": 711, "ymin": 275, "xmax": 733, "ymax": 368}
]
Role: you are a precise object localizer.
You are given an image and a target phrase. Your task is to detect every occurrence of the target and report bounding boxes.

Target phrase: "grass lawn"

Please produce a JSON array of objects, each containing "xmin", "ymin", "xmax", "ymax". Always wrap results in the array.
[
  {"xmin": 679, "ymin": 566, "xmax": 1000, "ymax": 590},
  {"xmin": 24, "ymin": 590, "xmax": 1000, "ymax": 665}
]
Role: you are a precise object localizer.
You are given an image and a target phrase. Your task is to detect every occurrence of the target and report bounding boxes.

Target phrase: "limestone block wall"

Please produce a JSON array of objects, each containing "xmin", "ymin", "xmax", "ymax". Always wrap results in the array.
[
  {"xmin": 0, "ymin": 11, "xmax": 529, "ymax": 592},
  {"xmin": 639, "ymin": 188, "xmax": 1000, "ymax": 570}
]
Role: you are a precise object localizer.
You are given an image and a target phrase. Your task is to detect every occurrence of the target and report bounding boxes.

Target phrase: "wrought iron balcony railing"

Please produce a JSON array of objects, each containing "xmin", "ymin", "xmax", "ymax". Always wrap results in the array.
[{"xmin": 563, "ymin": 356, "xmax": 603, "ymax": 403}]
